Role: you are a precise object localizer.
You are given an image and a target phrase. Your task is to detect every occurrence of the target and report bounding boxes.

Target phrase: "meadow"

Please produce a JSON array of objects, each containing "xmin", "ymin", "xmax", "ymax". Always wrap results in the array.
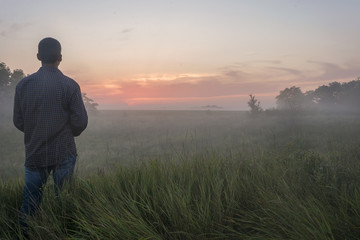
[{"xmin": 1, "ymin": 110, "xmax": 360, "ymax": 239}]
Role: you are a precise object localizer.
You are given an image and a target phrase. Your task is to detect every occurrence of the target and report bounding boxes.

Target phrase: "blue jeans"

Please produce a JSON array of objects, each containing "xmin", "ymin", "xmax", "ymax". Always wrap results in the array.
[{"xmin": 19, "ymin": 154, "xmax": 77, "ymax": 228}]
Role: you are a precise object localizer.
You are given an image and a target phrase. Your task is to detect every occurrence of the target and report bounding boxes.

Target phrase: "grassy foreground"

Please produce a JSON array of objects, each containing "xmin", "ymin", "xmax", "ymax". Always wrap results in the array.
[
  {"xmin": 1, "ymin": 111, "xmax": 360, "ymax": 239},
  {"xmin": 1, "ymin": 147, "xmax": 360, "ymax": 239}
]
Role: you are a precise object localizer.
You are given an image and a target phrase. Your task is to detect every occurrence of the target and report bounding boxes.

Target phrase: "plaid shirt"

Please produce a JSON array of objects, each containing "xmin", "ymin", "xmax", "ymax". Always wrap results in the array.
[{"xmin": 13, "ymin": 66, "xmax": 88, "ymax": 169}]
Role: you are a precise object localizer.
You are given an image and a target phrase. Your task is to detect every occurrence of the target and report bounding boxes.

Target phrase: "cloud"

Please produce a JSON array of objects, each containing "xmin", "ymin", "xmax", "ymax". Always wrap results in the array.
[
  {"xmin": 107, "ymin": 28, "xmax": 133, "ymax": 42},
  {"xmin": 112, "ymin": 73, "xmax": 285, "ymax": 102},
  {"xmin": 201, "ymin": 105, "xmax": 223, "ymax": 109},
  {"xmin": 248, "ymin": 60, "xmax": 283, "ymax": 65},
  {"xmin": 83, "ymin": 60, "xmax": 306, "ymax": 109},
  {"xmin": 83, "ymin": 71, "xmax": 280, "ymax": 108},
  {"xmin": 121, "ymin": 28, "xmax": 133, "ymax": 34},
  {"xmin": 0, "ymin": 22, "xmax": 32, "ymax": 37},
  {"xmin": 222, "ymin": 69, "xmax": 248, "ymax": 79},
  {"xmin": 267, "ymin": 67, "xmax": 303, "ymax": 77},
  {"xmin": 82, "ymin": 59, "xmax": 360, "ymax": 109},
  {"xmin": 307, "ymin": 60, "xmax": 360, "ymax": 83}
]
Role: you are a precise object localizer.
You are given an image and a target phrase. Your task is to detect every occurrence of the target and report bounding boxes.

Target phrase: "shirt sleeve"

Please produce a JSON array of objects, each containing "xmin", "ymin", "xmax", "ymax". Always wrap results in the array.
[
  {"xmin": 69, "ymin": 84, "xmax": 88, "ymax": 137},
  {"xmin": 13, "ymin": 85, "xmax": 24, "ymax": 132}
]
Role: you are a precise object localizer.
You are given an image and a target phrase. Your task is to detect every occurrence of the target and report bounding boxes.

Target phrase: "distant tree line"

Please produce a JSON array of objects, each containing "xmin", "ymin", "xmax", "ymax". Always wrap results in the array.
[
  {"xmin": 275, "ymin": 78, "xmax": 360, "ymax": 112},
  {"xmin": 0, "ymin": 62, "xmax": 26, "ymax": 118},
  {"xmin": 0, "ymin": 62, "xmax": 98, "ymax": 119},
  {"xmin": 248, "ymin": 77, "xmax": 360, "ymax": 114}
]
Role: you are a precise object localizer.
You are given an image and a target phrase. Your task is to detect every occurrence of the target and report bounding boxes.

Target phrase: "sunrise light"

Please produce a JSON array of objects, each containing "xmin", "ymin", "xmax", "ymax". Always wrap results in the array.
[{"xmin": 1, "ymin": 1, "xmax": 359, "ymax": 110}]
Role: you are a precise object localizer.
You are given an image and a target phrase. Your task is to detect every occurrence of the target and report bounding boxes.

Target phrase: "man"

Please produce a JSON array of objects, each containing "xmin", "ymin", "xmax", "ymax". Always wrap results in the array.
[{"xmin": 13, "ymin": 37, "xmax": 88, "ymax": 231}]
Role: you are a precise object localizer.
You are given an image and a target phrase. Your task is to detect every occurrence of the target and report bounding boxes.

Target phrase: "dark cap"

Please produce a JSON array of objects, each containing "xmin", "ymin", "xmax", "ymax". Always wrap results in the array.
[{"xmin": 38, "ymin": 37, "xmax": 62, "ymax": 63}]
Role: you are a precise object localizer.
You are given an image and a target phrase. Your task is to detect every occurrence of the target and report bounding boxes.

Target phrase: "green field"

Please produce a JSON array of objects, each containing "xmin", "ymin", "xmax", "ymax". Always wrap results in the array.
[{"xmin": 1, "ymin": 110, "xmax": 360, "ymax": 239}]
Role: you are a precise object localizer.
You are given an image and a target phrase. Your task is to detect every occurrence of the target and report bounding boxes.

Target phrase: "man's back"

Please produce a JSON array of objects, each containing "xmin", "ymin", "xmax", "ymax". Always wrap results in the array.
[
  {"xmin": 15, "ymin": 37, "xmax": 88, "ymax": 237},
  {"xmin": 13, "ymin": 65, "xmax": 88, "ymax": 169}
]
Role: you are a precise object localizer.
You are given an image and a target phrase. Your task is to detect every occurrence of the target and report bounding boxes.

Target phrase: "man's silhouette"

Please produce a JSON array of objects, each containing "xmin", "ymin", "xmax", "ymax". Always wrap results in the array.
[{"xmin": 13, "ymin": 37, "xmax": 88, "ymax": 234}]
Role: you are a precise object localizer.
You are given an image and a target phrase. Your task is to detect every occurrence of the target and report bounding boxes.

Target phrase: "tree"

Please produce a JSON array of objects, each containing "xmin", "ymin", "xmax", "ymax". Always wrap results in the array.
[
  {"xmin": 247, "ymin": 94, "xmax": 262, "ymax": 114},
  {"xmin": 275, "ymin": 78, "xmax": 360, "ymax": 113},
  {"xmin": 276, "ymin": 86, "xmax": 306, "ymax": 111},
  {"xmin": 0, "ymin": 62, "xmax": 26, "ymax": 118},
  {"xmin": 0, "ymin": 62, "xmax": 25, "ymax": 92},
  {"xmin": 82, "ymin": 93, "xmax": 99, "ymax": 114},
  {"xmin": 312, "ymin": 82, "xmax": 342, "ymax": 107},
  {"xmin": 0, "ymin": 62, "xmax": 11, "ymax": 89},
  {"xmin": 341, "ymin": 79, "xmax": 360, "ymax": 110},
  {"xmin": 311, "ymin": 80, "xmax": 360, "ymax": 111},
  {"xmin": 9, "ymin": 69, "xmax": 25, "ymax": 89}
]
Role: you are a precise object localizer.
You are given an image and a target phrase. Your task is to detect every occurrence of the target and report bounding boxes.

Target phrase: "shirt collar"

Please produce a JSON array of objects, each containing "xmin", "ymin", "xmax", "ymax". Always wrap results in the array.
[{"xmin": 39, "ymin": 66, "xmax": 60, "ymax": 72}]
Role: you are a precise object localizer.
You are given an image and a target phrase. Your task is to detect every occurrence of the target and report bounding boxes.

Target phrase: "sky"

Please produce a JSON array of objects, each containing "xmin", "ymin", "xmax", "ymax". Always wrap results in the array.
[{"xmin": 1, "ymin": 0, "xmax": 360, "ymax": 110}]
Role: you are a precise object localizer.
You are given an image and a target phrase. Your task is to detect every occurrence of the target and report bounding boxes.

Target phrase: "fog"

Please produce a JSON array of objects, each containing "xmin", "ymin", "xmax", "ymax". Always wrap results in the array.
[
  {"xmin": 0, "ymin": 98, "xmax": 15, "ymax": 126},
  {"xmin": 1, "ymin": 61, "xmax": 360, "ymax": 181},
  {"xmin": 2, "ymin": 104, "xmax": 359, "ymax": 181}
]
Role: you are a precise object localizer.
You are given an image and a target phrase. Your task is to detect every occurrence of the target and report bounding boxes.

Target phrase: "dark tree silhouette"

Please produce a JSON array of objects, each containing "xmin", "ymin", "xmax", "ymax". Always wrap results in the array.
[
  {"xmin": 0, "ymin": 62, "xmax": 25, "ymax": 91},
  {"xmin": 0, "ymin": 62, "xmax": 26, "ymax": 117},
  {"xmin": 276, "ymin": 86, "xmax": 307, "ymax": 111},
  {"xmin": 341, "ymin": 79, "xmax": 360, "ymax": 110},
  {"xmin": 311, "ymin": 80, "xmax": 360, "ymax": 111},
  {"xmin": 247, "ymin": 94, "xmax": 262, "ymax": 114},
  {"xmin": 313, "ymin": 82, "xmax": 342, "ymax": 106},
  {"xmin": 9, "ymin": 69, "xmax": 25, "ymax": 89},
  {"xmin": 0, "ymin": 62, "xmax": 12, "ymax": 89},
  {"xmin": 276, "ymin": 78, "xmax": 360, "ymax": 112},
  {"xmin": 82, "ymin": 93, "xmax": 99, "ymax": 113}
]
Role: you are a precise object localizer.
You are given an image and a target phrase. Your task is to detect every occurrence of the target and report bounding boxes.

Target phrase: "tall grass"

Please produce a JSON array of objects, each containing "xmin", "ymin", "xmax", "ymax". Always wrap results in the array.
[
  {"xmin": 2, "ymin": 147, "xmax": 360, "ymax": 239},
  {"xmin": 1, "ymin": 111, "xmax": 360, "ymax": 239}
]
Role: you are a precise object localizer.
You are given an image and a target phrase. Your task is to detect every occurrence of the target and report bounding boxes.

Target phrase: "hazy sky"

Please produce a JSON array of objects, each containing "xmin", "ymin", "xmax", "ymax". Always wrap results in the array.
[{"xmin": 1, "ymin": 0, "xmax": 360, "ymax": 110}]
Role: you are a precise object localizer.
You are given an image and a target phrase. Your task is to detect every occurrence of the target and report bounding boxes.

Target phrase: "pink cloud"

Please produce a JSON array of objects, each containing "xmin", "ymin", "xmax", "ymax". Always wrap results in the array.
[{"xmin": 80, "ymin": 60, "xmax": 360, "ymax": 110}]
